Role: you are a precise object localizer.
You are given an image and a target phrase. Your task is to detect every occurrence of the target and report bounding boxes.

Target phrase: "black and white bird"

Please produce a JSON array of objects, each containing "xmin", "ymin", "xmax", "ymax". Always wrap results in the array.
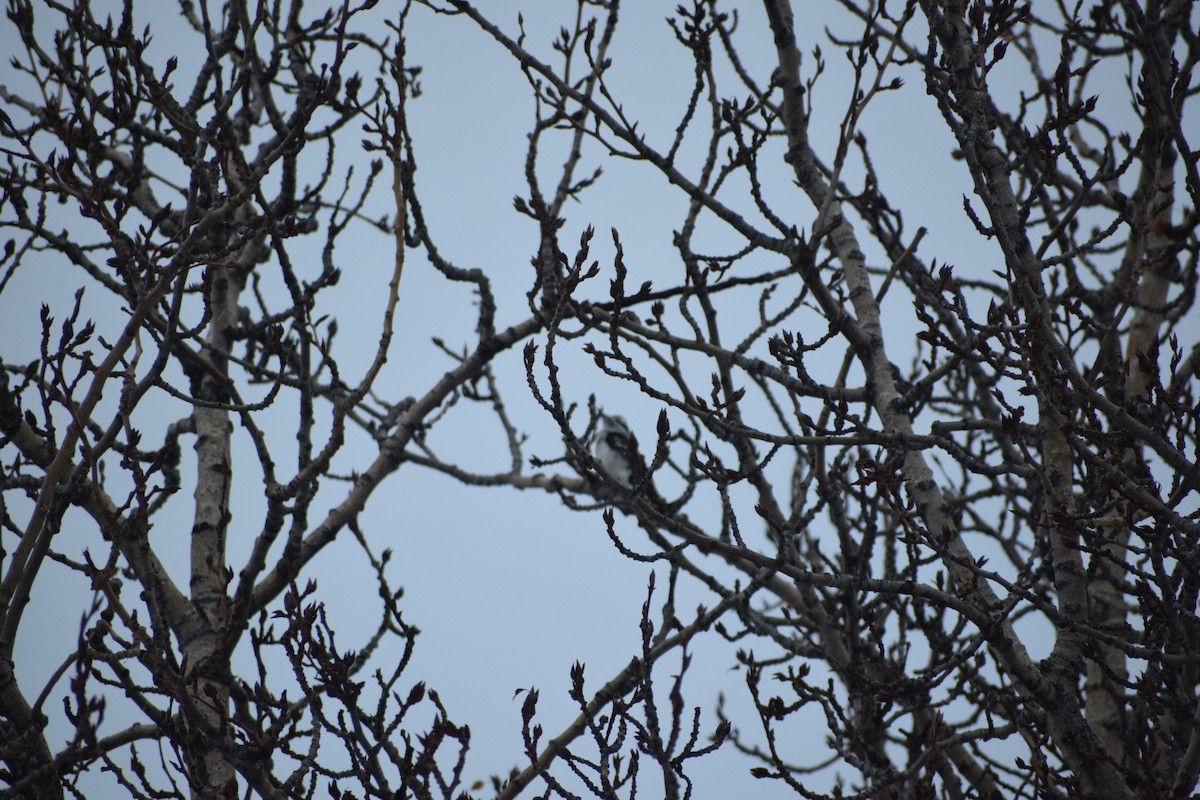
[
  {"xmin": 594, "ymin": 413, "xmax": 672, "ymax": 512},
  {"xmin": 594, "ymin": 414, "xmax": 639, "ymax": 487}
]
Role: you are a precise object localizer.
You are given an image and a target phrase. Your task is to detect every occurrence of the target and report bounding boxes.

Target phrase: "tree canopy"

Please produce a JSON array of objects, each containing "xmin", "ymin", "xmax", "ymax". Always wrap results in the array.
[{"xmin": 1, "ymin": 1, "xmax": 1198, "ymax": 798}]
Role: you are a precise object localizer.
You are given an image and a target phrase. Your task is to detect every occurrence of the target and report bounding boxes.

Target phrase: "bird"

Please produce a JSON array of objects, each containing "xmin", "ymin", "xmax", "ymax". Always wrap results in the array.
[
  {"xmin": 594, "ymin": 413, "xmax": 674, "ymax": 513},
  {"xmin": 594, "ymin": 414, "xmax": 639, "ymax": 488}
]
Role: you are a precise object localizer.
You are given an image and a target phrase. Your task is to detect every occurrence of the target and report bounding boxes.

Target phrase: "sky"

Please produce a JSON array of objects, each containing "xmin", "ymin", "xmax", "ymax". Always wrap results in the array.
[{"xmin": 3, "ymin": 1, "xmax": 1195, "ymax": 798}]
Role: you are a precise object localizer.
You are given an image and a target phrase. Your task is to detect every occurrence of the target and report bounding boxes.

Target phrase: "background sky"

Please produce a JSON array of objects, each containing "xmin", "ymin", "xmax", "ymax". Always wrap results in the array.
[{"xmin": 4, "ymin": 1, "xmax": 1194, "ymax": 797}]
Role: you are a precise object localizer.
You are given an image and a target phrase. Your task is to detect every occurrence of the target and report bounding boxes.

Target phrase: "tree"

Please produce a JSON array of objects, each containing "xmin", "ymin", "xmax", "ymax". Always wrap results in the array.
[{"xmin": 1, "ymin": 0, "xmax": 1197, "ymax": 797}]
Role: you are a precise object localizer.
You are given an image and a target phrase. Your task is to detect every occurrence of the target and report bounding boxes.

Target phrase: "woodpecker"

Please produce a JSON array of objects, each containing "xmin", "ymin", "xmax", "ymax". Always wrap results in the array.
[
  {"xmin": 594, "ymin": 415, "xmax": 636, "ymax": 485},
  {"xmin": 594, "ymin": 413, "xmax": 673, "ymax": 512}
]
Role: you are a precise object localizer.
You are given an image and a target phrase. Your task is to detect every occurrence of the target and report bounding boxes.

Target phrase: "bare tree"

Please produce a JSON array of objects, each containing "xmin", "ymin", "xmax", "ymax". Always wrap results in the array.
[{"xmin": 1, "ymin": 0, "xmax": 1198, "ymax": 798}]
